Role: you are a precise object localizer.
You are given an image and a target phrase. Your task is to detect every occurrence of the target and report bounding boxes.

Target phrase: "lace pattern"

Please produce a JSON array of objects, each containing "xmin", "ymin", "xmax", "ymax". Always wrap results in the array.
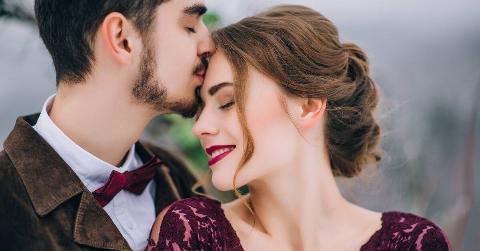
[{"xmin": 147, "ymin": 197, "xmax": 450, "ymax": 251}]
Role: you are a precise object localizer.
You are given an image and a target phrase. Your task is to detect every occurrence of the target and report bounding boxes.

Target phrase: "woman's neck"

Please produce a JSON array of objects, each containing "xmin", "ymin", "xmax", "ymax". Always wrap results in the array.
[{"xmin": 241, "ymin": 146, "xmax": 374, "ymax": 251}]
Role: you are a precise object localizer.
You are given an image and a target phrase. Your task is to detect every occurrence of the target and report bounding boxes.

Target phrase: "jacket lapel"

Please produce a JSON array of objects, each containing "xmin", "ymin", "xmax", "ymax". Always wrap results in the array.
[
  {"xmin": 74, "ymin": 192, "xmax": 130, "ymax": 250},
  {"xmin": 4, "ymin": 114, "xmax": 131, "ymax": 250},
  {"xmin": 4, "ymin": 115, "xmax": 84, "ymax": 216},
  {"xmin": 135, "ymin": 142, "xmax": 181, "ymax": 214}
]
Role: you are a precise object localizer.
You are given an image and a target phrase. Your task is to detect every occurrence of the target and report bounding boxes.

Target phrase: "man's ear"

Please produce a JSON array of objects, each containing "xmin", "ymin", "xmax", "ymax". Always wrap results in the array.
[
  {"xmin": 297, "ymin": 98, "xmax": 327, "ymax": 128},
  {"xmin": 100, "ymin": 12, "xmax": 140, "ymax": 65}
]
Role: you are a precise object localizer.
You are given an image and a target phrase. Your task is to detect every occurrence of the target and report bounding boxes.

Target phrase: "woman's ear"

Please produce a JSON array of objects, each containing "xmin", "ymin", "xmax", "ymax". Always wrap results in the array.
[
  {"xmin": 297, "ymin": 98, "xmax": 327, "ymax": 128},
  {"xmin": 100, "ymin": 12, "xmax": 140, "ymax": 65}
]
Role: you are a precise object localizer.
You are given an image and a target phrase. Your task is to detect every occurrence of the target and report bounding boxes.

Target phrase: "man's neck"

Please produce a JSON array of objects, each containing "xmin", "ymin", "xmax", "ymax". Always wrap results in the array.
[{"xmin": 50, "ymin": 83, "xmax": 158, "ymax": 166}]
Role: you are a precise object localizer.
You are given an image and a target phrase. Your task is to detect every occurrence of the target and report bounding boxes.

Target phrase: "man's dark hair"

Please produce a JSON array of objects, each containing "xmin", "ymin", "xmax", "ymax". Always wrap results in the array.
[{"xmin": 35, "ymin": 0, "xmax": 166, "ymax": 85}]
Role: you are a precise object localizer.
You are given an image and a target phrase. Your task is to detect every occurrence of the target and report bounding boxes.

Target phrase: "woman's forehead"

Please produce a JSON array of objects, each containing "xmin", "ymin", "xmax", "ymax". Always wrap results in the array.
[{"xmin": 202, "ymin": 52, "xmax": 234, "ymax": 97}]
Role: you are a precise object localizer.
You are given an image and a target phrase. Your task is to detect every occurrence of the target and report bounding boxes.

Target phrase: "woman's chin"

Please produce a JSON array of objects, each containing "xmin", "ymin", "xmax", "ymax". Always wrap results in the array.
[
  {"xmin": 209, "ymin": 158, "xmax": 249, "ymax": 192},
  {"xmin": 211, "ymin": 172, "xmax": 235, "ymax": 192}
]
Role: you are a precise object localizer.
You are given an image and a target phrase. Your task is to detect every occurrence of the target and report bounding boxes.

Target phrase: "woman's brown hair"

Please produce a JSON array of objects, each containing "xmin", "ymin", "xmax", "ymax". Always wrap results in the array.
[{"xmin": 211, "ymin": 5, "xmax": 382, "ymax": 197}]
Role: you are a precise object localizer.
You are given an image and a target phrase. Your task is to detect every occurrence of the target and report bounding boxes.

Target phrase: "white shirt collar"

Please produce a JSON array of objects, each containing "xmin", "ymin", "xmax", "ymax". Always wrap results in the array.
[{"xmin": 33, "ymin": 94, "xmax": 142, "ymax": 192}]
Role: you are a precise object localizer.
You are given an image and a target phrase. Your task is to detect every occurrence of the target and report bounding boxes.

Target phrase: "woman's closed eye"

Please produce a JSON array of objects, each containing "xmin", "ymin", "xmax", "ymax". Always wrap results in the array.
[{"xmin": 219, "ymin": 100, "xmax": 235, "ymax": 110}]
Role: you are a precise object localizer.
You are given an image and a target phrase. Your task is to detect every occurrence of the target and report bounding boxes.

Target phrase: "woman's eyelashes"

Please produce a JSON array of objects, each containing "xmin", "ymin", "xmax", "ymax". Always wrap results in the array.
[
  {"xmin": 219, "ymin": 100, "xmax": 235, "ymax": 110},
  {"xmin": 186, "ymin": 27, "xmax": 197, "ymax": 33},
  {"xmin": 193, "ymin": 99, "xmax": 232, "ymax": 122}
]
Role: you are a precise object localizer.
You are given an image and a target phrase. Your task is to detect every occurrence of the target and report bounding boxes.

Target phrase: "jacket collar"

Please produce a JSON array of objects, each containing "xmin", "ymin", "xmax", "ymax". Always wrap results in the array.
[
  {"xmin": 135, "ymin": 141, "xmax": 181, "ymax": 213},
  {"xmin": 3, "ymin": 114, "xmax": 132, "ymax": 250},
  {"xmin": 4, "ymin": 114, "xmax": 85, "ymax": 216}
]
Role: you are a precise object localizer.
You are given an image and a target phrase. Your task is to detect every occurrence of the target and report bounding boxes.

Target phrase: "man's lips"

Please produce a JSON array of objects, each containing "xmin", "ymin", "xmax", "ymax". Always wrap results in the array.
[
  {"xmin": 193, "ymin": 57, "xmax": 207, "ymax": 85},
  {"xmin": 195, "ymin": 67, "xmax": 206, "ymax": 76},
  {"xmin": 206, "ymin": 145, "xmax": 236, "ymax": 166},
  {"xmin": 195, "ymin": 73, "xmax": 205, "ymax": 83}
]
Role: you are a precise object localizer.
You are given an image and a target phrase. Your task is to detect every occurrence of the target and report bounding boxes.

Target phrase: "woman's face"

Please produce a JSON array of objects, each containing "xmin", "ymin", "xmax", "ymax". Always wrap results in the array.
[{"xmin": 193, "ymin": 51, "xmax": 303, "ymax": 191}]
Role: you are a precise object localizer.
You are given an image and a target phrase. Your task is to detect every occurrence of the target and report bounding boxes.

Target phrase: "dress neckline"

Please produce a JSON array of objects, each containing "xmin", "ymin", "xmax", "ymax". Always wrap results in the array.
[
  {"xmin": 359, "ymin": 212, "xmax": 388, "ymax": 250},
  {"xmin": 218, "ymin": 200, "xmax": 389, "ymax": 251}
]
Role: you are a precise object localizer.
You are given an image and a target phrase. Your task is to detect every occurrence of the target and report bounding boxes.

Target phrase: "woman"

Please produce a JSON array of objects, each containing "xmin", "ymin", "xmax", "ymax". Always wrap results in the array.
[{"xmin": 147, "ymin": 5, "xmax": 450, "ymax": 251}]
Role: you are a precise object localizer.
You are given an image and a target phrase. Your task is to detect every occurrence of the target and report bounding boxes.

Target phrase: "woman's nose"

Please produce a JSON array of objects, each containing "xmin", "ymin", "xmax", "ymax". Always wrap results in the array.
[{"xmin": 192, "ymin": 111, "xmax": 219, "ymax": 138}]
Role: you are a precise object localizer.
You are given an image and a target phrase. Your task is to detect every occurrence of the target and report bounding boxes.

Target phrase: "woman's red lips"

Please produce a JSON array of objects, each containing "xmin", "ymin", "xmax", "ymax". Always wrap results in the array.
[
  {"xmin": 206, "ymin": 145, "xmax": 235, "ymax": 155},
  {"xmin": 206, "ymin": 145, "xmax": 236, "ymax": 166}
]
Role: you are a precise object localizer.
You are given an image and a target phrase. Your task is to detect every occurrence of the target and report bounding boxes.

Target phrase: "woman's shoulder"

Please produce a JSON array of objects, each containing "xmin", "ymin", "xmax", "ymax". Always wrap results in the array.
[
  {"xmin": 148, "ymin": 196, "xmax": 243, "ymax": 251},
  {"xmin": 165, "ymin": 195, "xmax": 223, "ymax": 213},
  {"xmin": 362, "ymin": 211, "xmax": 451, "ymax": 251}
]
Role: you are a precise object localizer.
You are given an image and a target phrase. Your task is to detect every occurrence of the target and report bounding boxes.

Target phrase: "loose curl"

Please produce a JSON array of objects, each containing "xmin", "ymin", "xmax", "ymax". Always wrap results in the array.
[{"xmin": 211, "ymin": 5, "xmax": 382, "ymax": 195}]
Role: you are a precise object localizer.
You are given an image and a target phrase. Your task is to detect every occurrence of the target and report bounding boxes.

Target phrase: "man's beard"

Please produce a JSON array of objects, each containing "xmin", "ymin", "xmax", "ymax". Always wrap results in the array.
[{"xmin": 131, "ymin": 45, "xmax": 200, "ymax": 118}]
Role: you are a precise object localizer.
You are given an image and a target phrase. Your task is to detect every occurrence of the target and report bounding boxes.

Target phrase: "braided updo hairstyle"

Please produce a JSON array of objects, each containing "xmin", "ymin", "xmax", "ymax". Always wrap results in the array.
[{"xmin": 211, "ymin": 5, "xmax": 382, "ymax": 192}]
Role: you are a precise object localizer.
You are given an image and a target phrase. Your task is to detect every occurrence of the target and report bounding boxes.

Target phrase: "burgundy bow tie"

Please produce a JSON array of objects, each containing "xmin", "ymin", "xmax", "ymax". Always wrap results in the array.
[{"xmin": 93, "ymin": 156, "xmax": 162, "ymax": 207}]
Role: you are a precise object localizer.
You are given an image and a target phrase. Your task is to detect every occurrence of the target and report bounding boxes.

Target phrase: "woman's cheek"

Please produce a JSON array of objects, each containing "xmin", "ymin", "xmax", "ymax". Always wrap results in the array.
[{"xmin": 241, "ymin": 97, "xmax": 296, "ymax": 176}]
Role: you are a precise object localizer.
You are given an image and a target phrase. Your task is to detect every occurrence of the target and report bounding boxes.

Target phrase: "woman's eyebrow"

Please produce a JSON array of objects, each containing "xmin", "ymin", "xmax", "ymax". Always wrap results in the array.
[{"xmin": 208, "ymin": 82, "xmax": 233, "ymax": 96}]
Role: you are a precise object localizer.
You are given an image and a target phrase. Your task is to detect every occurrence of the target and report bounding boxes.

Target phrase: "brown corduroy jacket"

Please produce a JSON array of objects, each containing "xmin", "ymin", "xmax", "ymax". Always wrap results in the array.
[{"xmin": 0, "ymin": 114, "xmax": 201, "ymax": 251}]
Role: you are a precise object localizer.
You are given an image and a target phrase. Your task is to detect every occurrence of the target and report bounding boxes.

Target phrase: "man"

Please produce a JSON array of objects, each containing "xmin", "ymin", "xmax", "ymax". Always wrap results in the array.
[{"xmin": 0, "ymin": 0, "xmax": 213, "ymax": 250}]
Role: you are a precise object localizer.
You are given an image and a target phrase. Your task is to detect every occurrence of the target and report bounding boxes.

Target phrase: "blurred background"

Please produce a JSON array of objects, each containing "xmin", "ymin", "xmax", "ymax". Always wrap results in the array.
[{"xmin": 1, "ymin": 0, "xmax": 478, "ymax": 250}]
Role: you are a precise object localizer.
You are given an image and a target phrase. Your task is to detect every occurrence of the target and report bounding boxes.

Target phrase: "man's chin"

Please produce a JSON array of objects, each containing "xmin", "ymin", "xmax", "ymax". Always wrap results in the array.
[{"xmin": 168, "ymin": 98, "xmax": 200, "ymax": 118}]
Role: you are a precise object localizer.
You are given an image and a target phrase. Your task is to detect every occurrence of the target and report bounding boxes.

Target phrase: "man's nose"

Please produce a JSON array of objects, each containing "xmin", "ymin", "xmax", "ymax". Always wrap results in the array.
[{"xmin": 197, "ymin": 25, "xmax": 215, "ymax": 57}]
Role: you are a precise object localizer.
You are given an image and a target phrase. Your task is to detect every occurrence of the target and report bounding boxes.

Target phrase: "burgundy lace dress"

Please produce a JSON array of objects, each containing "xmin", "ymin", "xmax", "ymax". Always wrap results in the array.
[{"xmin": 147, "ymin": 196, "xmax": 450, "ymax": 251}]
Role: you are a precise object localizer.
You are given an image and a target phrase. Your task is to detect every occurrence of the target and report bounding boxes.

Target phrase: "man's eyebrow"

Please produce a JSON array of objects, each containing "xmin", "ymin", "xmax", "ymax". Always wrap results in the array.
[
  {"xmin": 183, "ymin": 3, "xmax": 207, "ymax": 17},
  {"xmin": 208, "ymin": 82, "xmax": 233, "ymax": 96}
]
